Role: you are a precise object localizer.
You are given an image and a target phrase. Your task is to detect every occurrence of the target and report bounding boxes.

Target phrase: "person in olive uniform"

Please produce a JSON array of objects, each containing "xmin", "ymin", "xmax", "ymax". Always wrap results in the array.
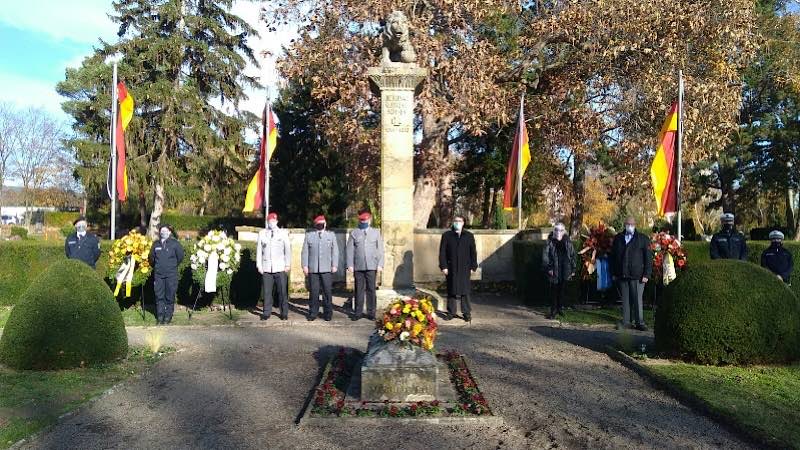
[
  {"xmin": 64, "ymin": 216, "xmax": 101, "ymax": 268},
  {"xmin": 610, "ymin": 217, "xmax": 652, "ymax": 331},
  {"xmin": 710, "ymin": 213, "xmax": 748, "ymax": 260},
  {"xmin": 257, "ymin": 212, "xmax": 291, "ymax": 320},
  {"xmin": 438, "ymin": 215, "xmax": 478, "ymax": 322},
  {"xmin": 301, "ymin": 215, "xmax": 340, "ymax": 321},
  {"xmin": 542, "ymin": 223, "xmax": 576, "ymax": 319},
  {"xmin": 346, "ymin": 210, "xmax": 384, "ymax": 321},
  {"xmin": 761, "ymin": 230, "xmax": 793, "ymax": 284},
  {"xmin": 148, "ymin": 224, "xmax": 184, "ymax": 324}
]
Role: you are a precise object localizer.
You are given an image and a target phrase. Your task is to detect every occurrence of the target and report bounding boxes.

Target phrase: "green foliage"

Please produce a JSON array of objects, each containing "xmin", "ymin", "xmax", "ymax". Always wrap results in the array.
[
  {"xmin": 59, "ymin": 224, "xmax": 75, "ymax": 237},
  {"xmin": 655, "ymin": 260, "xmax": 800, "ymax": 365},
  {"xmin": 0, "ymin": 260, "xmax": 128, "ymax": 370},
  {"xmin": 160, "ymin": 214, "xmax": 263, "ymax": 234},
  {"xmin": 44, "ymin": 211, "xmax": 80, "ymax": 228},
  {"xmin": 493, "ymin": 202, "xmax": 507, "ymax": 230},
  {"xmin": 513, "ymin": 240, "xmax": 580, "ymax": 305},
  {"xmin": 9, "ymin": 226, "xmax": 27, "ymax": 239}
]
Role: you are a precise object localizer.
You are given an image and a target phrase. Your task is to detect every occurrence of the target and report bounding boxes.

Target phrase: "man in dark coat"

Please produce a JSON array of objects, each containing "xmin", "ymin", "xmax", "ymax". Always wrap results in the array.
[
  {"xmin": 148, "ymin": 224, "xmax": 184, "ymax": 324},
  {"xmin": 761, "ymin": 230, "xmax": 793, "ymax": 284},
  {"xmin": 710, "ymin": 213, "xmax": 748, "ymax": 260},
  {"xmin": 64, "ymin": 216, "xmax": 101, "ymax": 269},
  {"xmin": 610, "ymin": 217, "xmax": 652, "ymax": 331},
  {"xmin": 438, "ymin": 215, "xmax": 478, "ymax": 322},
  {"xmin": 542, "ymin": 223, "xmax": 576, "ymax": 319}
]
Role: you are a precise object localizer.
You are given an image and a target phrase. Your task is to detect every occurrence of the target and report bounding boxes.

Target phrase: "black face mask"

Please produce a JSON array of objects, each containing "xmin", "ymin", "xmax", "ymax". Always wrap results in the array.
[
  {"xmin": 314, "ymin": 223, "xmax": 325, "ymax": 231},
  {"xmin": 723, "ymin": 224, "xmax": 733, "ymax": 232},
  {"xmin": 772, "ymin": 241, "xmax": 782, "ymax": 248}
]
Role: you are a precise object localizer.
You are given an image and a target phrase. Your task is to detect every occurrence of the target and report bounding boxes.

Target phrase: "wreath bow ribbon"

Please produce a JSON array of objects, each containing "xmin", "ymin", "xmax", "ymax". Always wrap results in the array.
[
  {"xmin": 114, "ymin": 255, "xmax": 136, "ymax": 297},
  {"xmin": 204, "ymin": 251, "xmax": 219, "ymax": 293}
]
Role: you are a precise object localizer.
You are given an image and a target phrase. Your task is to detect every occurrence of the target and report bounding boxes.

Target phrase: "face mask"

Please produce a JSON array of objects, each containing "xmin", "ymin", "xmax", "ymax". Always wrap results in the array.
[
  {"xmin": 723, "ymin": 224, "xmax": 733, "ymax": 232},
  {"xmin": 267, "ymin": 220, "xmax": 278, "ymax": 230},
  {"xmin": 453, "ymin": 222, "xmax": 464, "ymax": 231},
  {"xmin": 76, "ymin": 224, "xmax": 87, "ymax": 234},
  {"xmin": 315, "ymin": 223, "xmax": 325, "ymax": 231},
  {"xmin": 772, "ymin": 240, "xmax": 782, "ymax": 247},
  {"xmin": 625, "ymin": 225, "xmax": 635, "ymax": 234},
  {"xmin": 358, "ymin": 222, "xmax": 369, "ymax": 230},
  {"xmin": 160, "ymin": 230, "xmax": 171, "ymax": 240}
]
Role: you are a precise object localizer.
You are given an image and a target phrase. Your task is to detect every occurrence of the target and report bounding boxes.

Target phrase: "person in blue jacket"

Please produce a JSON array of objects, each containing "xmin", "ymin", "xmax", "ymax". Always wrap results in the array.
[
  {"xmin": 64, "ymin": 216, "xmax": 101, "ymax": 268},
  {"xmin": 148, "ymin": 224, "xmax": 184, "ymax": 324},
  {"xmin": 761, "ymin": 230, "xmax": 793, "ymax": 285}
]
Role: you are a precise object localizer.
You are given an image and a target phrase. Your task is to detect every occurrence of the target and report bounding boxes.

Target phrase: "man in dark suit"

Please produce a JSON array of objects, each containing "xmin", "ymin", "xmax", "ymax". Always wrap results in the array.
[
  {"xmin": 64, "ymin": 216, "xmax": 101, "ymax": 269},
  {"xmin": 301, "ymin": 215, "xmax": 340, "ymax": 321},
  {"xmin": 438, "ymin": 215, "xmax": 478, "ymax": 322},
  {"xmin": 148, "ymin": 224, "xmax": 184, "ymax": 324},
  {"xmin": 610, "ymin": 217, "xmax": 652, "ymax": 331}
]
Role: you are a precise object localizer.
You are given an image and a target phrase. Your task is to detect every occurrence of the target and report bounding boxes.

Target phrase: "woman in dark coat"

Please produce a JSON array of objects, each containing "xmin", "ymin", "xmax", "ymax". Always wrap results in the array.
[
  {"xmin": 438, "ymin": 215, "xmax": 478, "ymax": 321},
  {"xmin": 542, "ymin": 223, "xmax": 576, "ymax": 319}
]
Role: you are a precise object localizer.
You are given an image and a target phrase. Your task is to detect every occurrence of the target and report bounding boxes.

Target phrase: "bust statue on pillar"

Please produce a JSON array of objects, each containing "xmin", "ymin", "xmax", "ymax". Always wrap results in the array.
[{"xmin": 367, "ymin": 11, "xmax": 427, "ymax": 301}]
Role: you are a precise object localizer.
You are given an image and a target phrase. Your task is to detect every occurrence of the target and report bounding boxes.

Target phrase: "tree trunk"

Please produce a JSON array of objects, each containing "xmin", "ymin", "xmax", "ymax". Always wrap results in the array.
[
  {"xmin": 138, "ymin": 186, "xmax": 148, "ymax": 230},
  {"xmin": 692, "ymin": 201, "xmax": 705, "ymax": 236},
  {"xmin": 569, "ymin": 154, "xmax": 586, "ymax": 238},
  {"xmin": 481, "ymin": 180, "xmax": 491, "ymax": 228},
  {"xmin": 436, "ymin": 170, "xmax": 454, "ymax": 227},
  {"xmin": 199, "ymin": 187, "xmax": 208, "ymax": 216},
  {"xmin": 489, "ymin": 188, "xmax": 497, "ymax": 227},
  {"xmin": 413, "ymin": 114, "xmax": 452, "ymax": 229},
  {"xmin": 786, "ymin": 188, "xmax": 795, "ymax": 232},
  {"xmin": 147, "ymin": 181, "xmax": 165, "ymax": 239}
]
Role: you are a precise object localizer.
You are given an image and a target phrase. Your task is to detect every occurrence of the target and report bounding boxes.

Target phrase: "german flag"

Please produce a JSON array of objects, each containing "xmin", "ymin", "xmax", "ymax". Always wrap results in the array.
[
  {"xmin": 503, "ymin": 98, "xmax": 531, "ymax": 211},
  {"xmin": 650, "ymin": 102, "xmax": 679, "ymax": 216},
  {"xmin": 115, "ymin": 82, "xmax": 133, "ymax": 202},
  {"xmin": 243, "ymin": 104, "xmax": 278, "ymax": 212}
]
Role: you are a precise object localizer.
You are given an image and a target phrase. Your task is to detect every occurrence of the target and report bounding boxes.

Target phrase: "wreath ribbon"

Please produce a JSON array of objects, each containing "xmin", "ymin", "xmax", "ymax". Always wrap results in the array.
[
  {"xmin": 204, "ymin": 251, "xmax": 218, "ymax": 293},
  {"xmin": 114, "ymin": 255, "xmax": 136, "ymax": 297}
]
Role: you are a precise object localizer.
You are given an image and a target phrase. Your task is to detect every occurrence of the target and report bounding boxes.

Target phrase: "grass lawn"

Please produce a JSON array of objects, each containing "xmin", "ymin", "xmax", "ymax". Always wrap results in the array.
[
  {"xmin": 0, "ymin": 347, "xmax": 171, "ymax": 448},
  {"xmin": 0, "ymin": 306, "xmax": 241, "ymax": 329},
  {"xmin": 535, "ymin": 306, "xmax": 655, "ymax": 326},
  {"xmin": 645, "ymin": 361, "xmax": 800, "ymax": 449}
]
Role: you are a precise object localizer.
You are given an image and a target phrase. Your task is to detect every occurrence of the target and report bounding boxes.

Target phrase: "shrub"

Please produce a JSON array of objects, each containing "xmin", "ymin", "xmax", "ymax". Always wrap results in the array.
[
  {"xmin": 10, "ymin": 226, "xmax": 27, "ymax": 239},
  {"xmin": 513, "ymin": 240, "xmax": 581, "ymax": 305},
  {"xmin": 0, "ymin": 259, "xmax": 128, "ymax": 370},
  {"xmin": 655, "ymin": 259, "xmax": 800, "ymax": 365},
  {"xmin": 44, "ymin": 211, "xmax": 81, "ymax": 228},
  {"xmin": 60, "ymin": 224, "xmax": 74, "ymax": 237}
]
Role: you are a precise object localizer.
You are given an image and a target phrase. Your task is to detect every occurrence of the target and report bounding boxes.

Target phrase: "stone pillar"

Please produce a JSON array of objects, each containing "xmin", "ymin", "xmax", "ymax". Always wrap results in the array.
[{"xmin": 368, "ymin": 65, "xmax": 427, "ymax": 294}]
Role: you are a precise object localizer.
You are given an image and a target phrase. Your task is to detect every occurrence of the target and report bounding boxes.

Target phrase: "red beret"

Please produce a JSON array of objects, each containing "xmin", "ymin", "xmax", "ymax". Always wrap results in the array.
[
  {"xmin": 358, "ymin": 211, "xmax": 372, "ymax": 221},
  {"xmin": 314, "ymin": 215, "xmax": 326, "ymax": 224},
  {"xmin": 267, "ymin": 212, "xmax": 278, "ymax": 221}
]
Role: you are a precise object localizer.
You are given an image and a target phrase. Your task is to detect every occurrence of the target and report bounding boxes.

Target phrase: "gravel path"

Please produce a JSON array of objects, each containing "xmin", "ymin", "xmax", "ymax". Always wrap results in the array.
[{"xmin": 18, "ymin": 296, "xmax": 751, "ymax": 449}]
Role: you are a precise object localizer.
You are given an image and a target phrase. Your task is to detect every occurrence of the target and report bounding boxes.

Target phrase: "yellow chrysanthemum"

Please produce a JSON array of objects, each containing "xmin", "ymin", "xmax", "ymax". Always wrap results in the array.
[{"xmin": 385, "ymin": 322, "xmax": 394, "ymax": 330}]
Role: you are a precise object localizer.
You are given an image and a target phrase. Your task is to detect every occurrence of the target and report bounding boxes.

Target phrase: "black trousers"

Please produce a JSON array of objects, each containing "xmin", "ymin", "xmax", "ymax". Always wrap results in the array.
[
  {"xmin": 354, "ymin": 270, "xmax": 377, "ymax": 319},
  {"xmin": 447, "ymin": 294, "xmax": 471, "ymax": 318},
  {"xmin": 262, "ymin": 272, "xmax": 288, "ymax": 318},
  {"xmin": 154, "ymin": 275, "xmax": 178, "ymax": 322},
  {"xmin": 550, "ymin": 281, "xmax": 566, "ymax": 314},
  {"xmin": 309, "ymin": 272, "xmax": 333, "ymax": 319}
]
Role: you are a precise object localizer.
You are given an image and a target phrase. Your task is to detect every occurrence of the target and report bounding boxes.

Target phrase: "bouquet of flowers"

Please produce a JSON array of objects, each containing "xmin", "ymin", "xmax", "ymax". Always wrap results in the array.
[
  {"xmin": 577, "ymin": 222, "xmax": 616, "ymax": 280},
  {"xmin": 107, "ymin": 229, "xmax": 153, "ymax": 297},
  {"xmin": 651, "ymin": 232, "xmax": 687, "ymax": 285},
  {"xmin": 190, "ymin": 230, "xmax": 242, "ymax": 292},
  {"xmin": 377, "ymin": 298, "xmax": 438, "ymax": 351}
]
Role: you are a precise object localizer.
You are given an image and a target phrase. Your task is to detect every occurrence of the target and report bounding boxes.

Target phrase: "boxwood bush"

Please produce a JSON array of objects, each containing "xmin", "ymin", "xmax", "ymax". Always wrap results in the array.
[
  {"xmin": 0, "ymin": 259, "xmax": 128, "ymax": 370},
  {"xmin": 655, "ymin": 260, "xmax": 800, "ymax": 365}
]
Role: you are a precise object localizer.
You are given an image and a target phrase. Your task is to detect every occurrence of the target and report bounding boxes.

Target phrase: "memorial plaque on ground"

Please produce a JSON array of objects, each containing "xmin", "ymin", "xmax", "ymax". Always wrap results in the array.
[{"xmin": 360, "ymin": 333, "xmax": 444, "ymax": 402}]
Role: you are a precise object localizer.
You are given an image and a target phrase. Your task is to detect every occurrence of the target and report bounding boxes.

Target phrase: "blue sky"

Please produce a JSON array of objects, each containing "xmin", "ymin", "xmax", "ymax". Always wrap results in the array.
[{"xmin": 0, "ymin": 0, "xmax": 293, "ymax": 123}]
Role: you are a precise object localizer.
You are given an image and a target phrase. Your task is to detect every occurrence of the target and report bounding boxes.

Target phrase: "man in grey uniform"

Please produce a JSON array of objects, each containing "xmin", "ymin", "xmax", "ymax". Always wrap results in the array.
[
  {"xmin": 257, "ymin": 212, "xmax": 291, "ymax": 321},
  {"xmin": 346, "ymin": 210, "xmax": 384, "ymax": 321},
  {"xmin": 302, "ymin": 215, "xmax": 340, "ymax": 321}
]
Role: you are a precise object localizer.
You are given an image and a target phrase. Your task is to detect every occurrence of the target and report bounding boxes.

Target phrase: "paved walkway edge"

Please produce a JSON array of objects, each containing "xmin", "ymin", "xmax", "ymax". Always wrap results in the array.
[{"xmin": 604, "ymin": 347, "xmax": 783, "ymax": 450}]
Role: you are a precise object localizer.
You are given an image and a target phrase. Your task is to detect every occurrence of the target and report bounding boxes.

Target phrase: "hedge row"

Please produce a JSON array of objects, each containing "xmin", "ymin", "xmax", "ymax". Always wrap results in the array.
[
  {"xmin": 0, "ymin": 240, "xmax": 262, "ymax": 308},
  {"xmin": 513, "ymin": 240, "xmax": 800, "ymax": 305},
  {"xmin": 44, "ymin": 211, "xmax": 81, "ymax": 228}
]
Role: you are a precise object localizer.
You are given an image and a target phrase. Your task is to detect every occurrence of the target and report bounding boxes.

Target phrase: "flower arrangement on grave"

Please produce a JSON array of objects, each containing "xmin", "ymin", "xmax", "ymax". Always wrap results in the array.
[
  {"xmin": 577, "ymin": 222, "xmax": 616, "ymax": 281},
  {"xmin": 189, "ymin": 230, "xmax": 242, "ymax": 292},
  {"xmin": 650, "ymin": 231, "xmax": 687, "ymax": 285},
  {"xmin": 377, "ymin": 297, "xmax": 438, "ymax": 351},
  {"xmin": 107, "ymin": 229, "xmax": 153, "ymax": 297}
]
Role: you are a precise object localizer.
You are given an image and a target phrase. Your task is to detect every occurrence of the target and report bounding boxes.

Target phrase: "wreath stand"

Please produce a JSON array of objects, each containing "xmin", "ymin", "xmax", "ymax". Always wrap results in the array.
[{"xmin": 188, "ymin": 284, "xmax": 232, "ymax": 321}]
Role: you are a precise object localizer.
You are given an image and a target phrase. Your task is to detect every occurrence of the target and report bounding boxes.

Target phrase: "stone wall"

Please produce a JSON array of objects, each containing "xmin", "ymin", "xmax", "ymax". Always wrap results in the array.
[{"xmin": 236, "ymin": 226, "xmax": 546, "ymax": 289}]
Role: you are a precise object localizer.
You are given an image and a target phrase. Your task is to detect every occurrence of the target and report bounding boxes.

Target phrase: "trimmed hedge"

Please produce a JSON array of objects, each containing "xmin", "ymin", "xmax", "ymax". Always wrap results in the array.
[
  {"xmin": 159, "ymin": 214, "xmax": 264, "ymax": 234},
  {"xmin": 44, "ymin": 211, "xmax": 81, "ymax": 228},
  {"xmin": 10, "ymin": 226, "xmax": 27, "ymax": 239},
  {"xmin": 0, "ymin": 259, "xmax": 128, "ymax": 370},
  {"xmin": 0, "ymin": 240, "xmax": 261, "ymax": 309},
  {"xmin": 655, "ymin": 260, "xmax": 800, "ymax": 365},
  {"xmin": 514, "ymin": 240, "xmax": 800, "ymax": 304}
]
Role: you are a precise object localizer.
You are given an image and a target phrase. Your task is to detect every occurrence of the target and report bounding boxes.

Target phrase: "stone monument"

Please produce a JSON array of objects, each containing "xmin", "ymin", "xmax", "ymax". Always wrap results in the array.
[
  {"xmin": 368, "ymin": 11, "xmax": 427, "ymax": 298},
  {"xmin": 359, "ymin": 333, "xmax": 442, "ymax": 402}
]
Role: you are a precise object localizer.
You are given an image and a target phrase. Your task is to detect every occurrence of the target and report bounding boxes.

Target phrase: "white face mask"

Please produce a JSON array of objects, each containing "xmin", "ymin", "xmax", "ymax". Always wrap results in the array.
[
  {"xmin": 625, "ymin": 225, "xmax": 635, "ymax": 234},
  {"xmin": 76, "ymin": 223, "xmax": 87, "ymax": 234},
  {"xmin": 267, "ymin": 220, "xmax": 278, "ymax": 230},
  {"xmin": 554, "ymin": 228, "xmax": 566, "ymax": 240},
  {"xmin": 160, "ymin": 229, "xmax": 171, "ymax": 240}
]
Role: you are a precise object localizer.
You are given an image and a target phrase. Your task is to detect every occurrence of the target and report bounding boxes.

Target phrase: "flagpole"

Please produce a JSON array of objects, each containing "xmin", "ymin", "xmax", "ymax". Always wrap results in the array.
[
  {"xmin": 676, "ymin": 70, "xmax": 684, "ymax": 240},
  {"xmin": 111, "ymin": 61, "xmax": 118, "ymax": 240},
  {"xmin": 517, "ymin": 95, "xmax": 524, "ymax": 230}
]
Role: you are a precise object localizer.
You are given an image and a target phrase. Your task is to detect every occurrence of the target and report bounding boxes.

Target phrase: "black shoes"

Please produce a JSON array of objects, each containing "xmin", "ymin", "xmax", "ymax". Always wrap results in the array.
[
  {"xmin": 350, "ymin": 315, "xmax": 360, "ymax": 321},
  {"xmin": 260, "ymin": 315, "xmax": 269, "ymax": 321},
  {"xmin": 463, "ymin": 314, "xmax": 471, "ymax": 322},
  {"xmin": 280, "ymin": 315, "xmax": 288, "ymax": 321},
  {"xmin": 635, "ymin": 323, "xmax": 649, "ymax": 331},
  {"xmin": 307, "ymin": 316, "xmax": 316, "ymax": 322}
]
